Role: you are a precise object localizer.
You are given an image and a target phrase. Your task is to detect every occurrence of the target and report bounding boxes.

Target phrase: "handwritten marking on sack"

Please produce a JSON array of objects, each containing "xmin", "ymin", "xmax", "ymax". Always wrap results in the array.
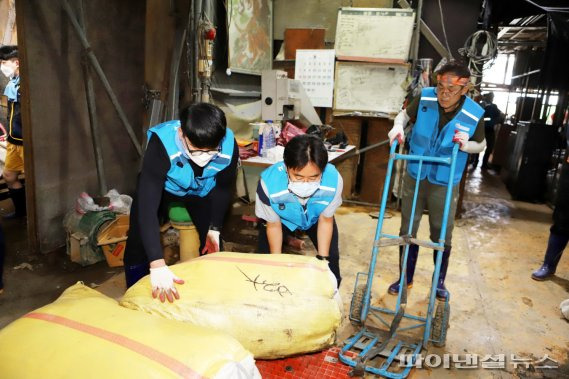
[{"xmin": 237, "ymin": 267, "xmax": 293, "ymax": 297}]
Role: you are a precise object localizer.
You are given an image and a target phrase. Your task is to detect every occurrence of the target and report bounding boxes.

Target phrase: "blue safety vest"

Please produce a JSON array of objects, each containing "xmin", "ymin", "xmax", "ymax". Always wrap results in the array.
[
  {"xmin": 148, "ymin": 120, "xmax": 235, "ymax": 197},
  {"xmin": 4, "ymin": 76, "xmax": 22, "ymax": 144},
  {"xmin": 4, "ymin": 75, "xmax": 19, "ymax": 101},
  {"xmin": 407, "ymin": 87, "xmax": 484, "ymax": 186},
  {"xmin": 262, "ymin": 162, "xmax": 339, "ymax": 231}
]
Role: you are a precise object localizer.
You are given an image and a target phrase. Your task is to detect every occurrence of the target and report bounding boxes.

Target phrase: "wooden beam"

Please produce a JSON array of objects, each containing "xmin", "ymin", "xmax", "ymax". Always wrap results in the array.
[
  {"xmin": 499, "ymin": 26, "xmax": 546, "ymax": 31},
  {"xmin": 497, "ymin": 41, "xmax": 545, "ymax": 47},
  {"xmin": 510, "ymin": 28, "xmax": 528, "ymax": 40},
  {"xmin": 497, "ymin": 27, "xmax": 511, "ymax": 39}
]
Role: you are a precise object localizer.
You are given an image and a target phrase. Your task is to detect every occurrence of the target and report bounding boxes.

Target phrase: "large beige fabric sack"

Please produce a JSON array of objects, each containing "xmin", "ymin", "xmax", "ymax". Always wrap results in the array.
[
  {"xmin": 0, "ymin": 282, "xmax": 260, "ymax": 379},
  {"xmin": 120, "ymin": 252, "xmax": 342, "ymax": 359}
]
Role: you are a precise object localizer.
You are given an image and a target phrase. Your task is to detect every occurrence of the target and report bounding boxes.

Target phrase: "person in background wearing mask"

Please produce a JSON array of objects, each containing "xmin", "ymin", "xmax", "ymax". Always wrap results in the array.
[
  {"xmin": 255, "ymin": 134, "xmax": 343, "ymax": 286},
  {"xmin": 0, "ymin": 45, "xmax": 26, "ymax": 218},
  {"xmin": 124, "ymin": 103, "xmax": 238, "ymax": 302},
  {"xmin": 386, "ymin": 61, "xmax": 486, "ymax": 301}
]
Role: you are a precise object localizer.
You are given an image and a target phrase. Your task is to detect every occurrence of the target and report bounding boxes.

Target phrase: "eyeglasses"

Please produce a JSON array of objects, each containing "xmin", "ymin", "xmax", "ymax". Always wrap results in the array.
[
  {"xmin": 287, "ymin": 173, "xmax": 322, "ymax": 183},
  {"xmin": 436, "ymin": 82, "xmax": 464, "ymax": 96},
  {"xmin": 182, "ymin": 138, "xmax": 220, "ymax": 156}
]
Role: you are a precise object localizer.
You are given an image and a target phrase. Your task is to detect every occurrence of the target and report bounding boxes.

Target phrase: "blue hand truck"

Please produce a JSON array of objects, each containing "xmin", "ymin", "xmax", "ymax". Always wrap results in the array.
[{"xmin": 339, "ymin": 140, "xmax": 458, "ymax": 378}]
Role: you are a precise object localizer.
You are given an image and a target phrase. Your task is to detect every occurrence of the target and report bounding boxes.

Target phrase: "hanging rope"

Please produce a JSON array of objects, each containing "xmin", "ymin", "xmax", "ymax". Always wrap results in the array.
[{"xmin": 458, "ymin": 30, "xmax": 498, "ymax": 79}]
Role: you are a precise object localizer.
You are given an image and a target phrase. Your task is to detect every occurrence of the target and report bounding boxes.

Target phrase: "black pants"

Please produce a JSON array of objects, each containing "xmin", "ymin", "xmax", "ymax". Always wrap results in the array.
[
  {"xmin": 124, "ymin": 191, "xmax": 222, "ymax": 266},
  {"xmin": 553, "ymin": 160, "xmax": 569, "ymax": 236},
  {"xmin": 482, "ymin": 126, "xmax": 495, "ymax": 168},
  {"xmin": 257, "ymin": 219, "xmax": 342, "ymax": 286}
]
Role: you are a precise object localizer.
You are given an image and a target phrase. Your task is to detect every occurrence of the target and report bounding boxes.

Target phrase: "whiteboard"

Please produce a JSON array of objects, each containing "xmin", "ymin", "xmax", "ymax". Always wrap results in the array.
[
  {"xmin": 335, "ymin": 8, "xmax": 415, "ymax": 62},
  {"xmin": 294, "ymin": 49, "xmax": 335, "ymax": 107},
  {"xmin": 333, "ymin": 62, "xmax": 409, "ymax": 114}
]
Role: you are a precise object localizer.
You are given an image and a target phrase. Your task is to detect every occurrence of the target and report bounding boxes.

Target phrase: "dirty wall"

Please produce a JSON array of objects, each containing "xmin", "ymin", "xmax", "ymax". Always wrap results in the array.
[{"xmin": 16, "ymin": 0, "xmax": 145, "ymax": 253}]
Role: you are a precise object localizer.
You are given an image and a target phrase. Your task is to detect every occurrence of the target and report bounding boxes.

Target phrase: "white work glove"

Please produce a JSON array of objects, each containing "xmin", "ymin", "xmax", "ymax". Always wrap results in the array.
[
  {"xmin": 388, "ymin": 110, "xmax": 410, "ymax": 145},
  {"xmin": 150, "ymin": 265, "xmax": 184, "ymax": 303},
  {"xmin": 201, "ymin": 229, "xmax": 221, "ymax": 254},
  {"xmin": 452, "ymin": 130, "xmax": 469, "ymax": 148},
  {"xmin": 561, "ymin": 299, "xmax": 569, "ymax": 320},
  {"xmin": 388, "ymin": 124, "xmax": 404, "ymax": 145},
  {"xmin": 453, "ymin": 129, "xmax": 487, "ymax": 154}
]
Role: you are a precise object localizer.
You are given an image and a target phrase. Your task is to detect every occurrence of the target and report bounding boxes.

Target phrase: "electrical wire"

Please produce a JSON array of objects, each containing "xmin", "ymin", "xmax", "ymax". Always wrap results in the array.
[
  {"xmin": 458, "ymin": 30, "xmax": 498, "ymax": 79},
  {"xmin": 437, "ymin": 0, "xmax": 453, "ymax": 59}
]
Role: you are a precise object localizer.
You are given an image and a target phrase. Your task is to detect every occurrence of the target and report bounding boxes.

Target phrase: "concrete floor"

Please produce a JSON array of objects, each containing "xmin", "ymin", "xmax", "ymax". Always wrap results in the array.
[
  {"xmin": 333, "ymin": 168, "xmax": 569, "ymax": 378},
  {"xmin": 0, "ymin": 200, "xmax": 122, "ymax": 328},
  {"xmin": 0, "ymin": 167, "xmax": 567, "ymax": 378}
]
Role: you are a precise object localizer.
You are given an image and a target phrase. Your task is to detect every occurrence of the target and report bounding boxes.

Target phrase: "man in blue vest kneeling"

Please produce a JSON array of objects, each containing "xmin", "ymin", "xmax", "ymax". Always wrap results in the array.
[
  {"xmin": 255, "ymin": 135, "xmax": 343, "ymax": 287},
  {"xmin": 387, "ymin": 62, "xmax": 486, "ymax": 301},
  {"xmin": 124, "ymin": 103, "xmax": 238, "ymax": 302}
]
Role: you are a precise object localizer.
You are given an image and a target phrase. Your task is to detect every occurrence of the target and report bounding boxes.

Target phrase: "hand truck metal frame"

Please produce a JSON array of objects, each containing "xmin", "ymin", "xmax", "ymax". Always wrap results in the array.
[{"xmin": 339, "ymin": 141, "xmax": 458, "ymax": 378}]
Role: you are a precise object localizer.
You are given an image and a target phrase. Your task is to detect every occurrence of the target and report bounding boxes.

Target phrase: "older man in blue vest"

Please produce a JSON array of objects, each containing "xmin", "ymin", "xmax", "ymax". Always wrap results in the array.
[{"xmin": 387, "ymin": 62, "xmax": 486, "ymax": 300}]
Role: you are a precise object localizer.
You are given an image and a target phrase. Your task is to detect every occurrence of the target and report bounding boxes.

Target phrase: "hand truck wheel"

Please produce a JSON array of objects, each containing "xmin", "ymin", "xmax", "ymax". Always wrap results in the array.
[
  {"xmin": 431, "ymin": 299, "xmax": 450, "ymax": 347},
  {"xmin": 350, "ymin": 284, "xmax": 367, "ymax": 325}
]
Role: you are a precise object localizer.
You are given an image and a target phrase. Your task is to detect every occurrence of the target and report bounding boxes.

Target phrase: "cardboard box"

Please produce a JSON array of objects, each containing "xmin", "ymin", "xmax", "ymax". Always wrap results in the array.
[{"xmin": 97, "ymin": 214, "xmax": 129, "ymax": 267}]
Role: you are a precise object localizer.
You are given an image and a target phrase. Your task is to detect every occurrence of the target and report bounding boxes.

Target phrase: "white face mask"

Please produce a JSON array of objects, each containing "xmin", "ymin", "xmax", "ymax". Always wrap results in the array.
[
  {"xmin": 288, "ymin": 181, "xmax": 320, "ymax": 198},
  {"xmin": 189, "ymin": 153, "xmax": 215, "ymax": 167},
  {"xmin": 178, "ymin": 131, "xmax": 216, "ymax": 167},
  {"xmin": 1, "ymin": 63, "xmax": 15, "ymax": 78}
]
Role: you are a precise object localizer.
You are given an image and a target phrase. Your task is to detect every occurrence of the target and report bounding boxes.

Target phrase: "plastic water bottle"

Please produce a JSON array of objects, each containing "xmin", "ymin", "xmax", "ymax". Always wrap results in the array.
[
  {"xmin": 258, "ymin": 123, "xmax": 265, "ymax": 157},
  {"xmin": 262, "ymin": 121, "xmax": 276, "ymax": 158}
]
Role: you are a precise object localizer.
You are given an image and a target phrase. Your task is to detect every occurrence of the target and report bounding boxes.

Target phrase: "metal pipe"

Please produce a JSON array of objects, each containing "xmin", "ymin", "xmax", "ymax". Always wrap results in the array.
[
  {"xmin": 360, "ymin": 141, "xmax": 399, "ymax": 323},
  {"xmin": 395, "ymin": 153, "xmax": 451, "ymax": 164},
  {"xmin": 78, "ymin": 0, "xmax": 107, "ymax": 195},
  {"xmin": 200, "ymin": 0, "xmax": 211, "ymax": 103},
  {"xmin": 333, "ymin": 138, "xmax": 390, "ymax": 164},
  {"xmin": 186, "ymin": 1, "xmax": 195, "ymax": 102},
  {"xmin": 370, "ymin": 305, "xmax": 427, "ymax": 322},
  {"xmin": 61, "ymin": 0, "xmax": 143, "ymax": 156},
  {"xmin": 167, "ymin": 26, "xmax": 187, "ymax": 120},
  {"xmin": 193, "ymin": 0, "xmax": 201, "ymax": 103}
]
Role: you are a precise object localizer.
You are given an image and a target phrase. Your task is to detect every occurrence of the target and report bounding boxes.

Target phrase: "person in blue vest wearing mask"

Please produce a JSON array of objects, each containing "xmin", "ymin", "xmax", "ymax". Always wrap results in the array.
[
  {"xmin": 255, "ymin": 134, "xmax": 343, "ymax": 286},
  {"xmin": 0, "ymin": 45, "xmax": 26, "ymax": 218},
  {"xmin": 387, "ymin": 61, "xmax": 486, "ymax": 300},
  {"xmin": 124, "ymin": 103, "xmax": 238, "ymax": 302}
]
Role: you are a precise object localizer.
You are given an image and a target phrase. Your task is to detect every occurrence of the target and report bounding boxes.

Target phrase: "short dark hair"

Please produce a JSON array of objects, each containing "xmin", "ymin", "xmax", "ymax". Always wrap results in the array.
[
  {"xmin": 179, "ymin": 103, "xmax": 226, "ymax": 148},
  {"xmin": 0, "ymin": 45, "xmax": 18, "ymax": 60},
  {"xmin": 436, "ymin": 61, "xmax": 471, "ymax": 79},
  {"xmin": 284, "ymin": 134, "xmax": 328, "ymax": 172}
]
